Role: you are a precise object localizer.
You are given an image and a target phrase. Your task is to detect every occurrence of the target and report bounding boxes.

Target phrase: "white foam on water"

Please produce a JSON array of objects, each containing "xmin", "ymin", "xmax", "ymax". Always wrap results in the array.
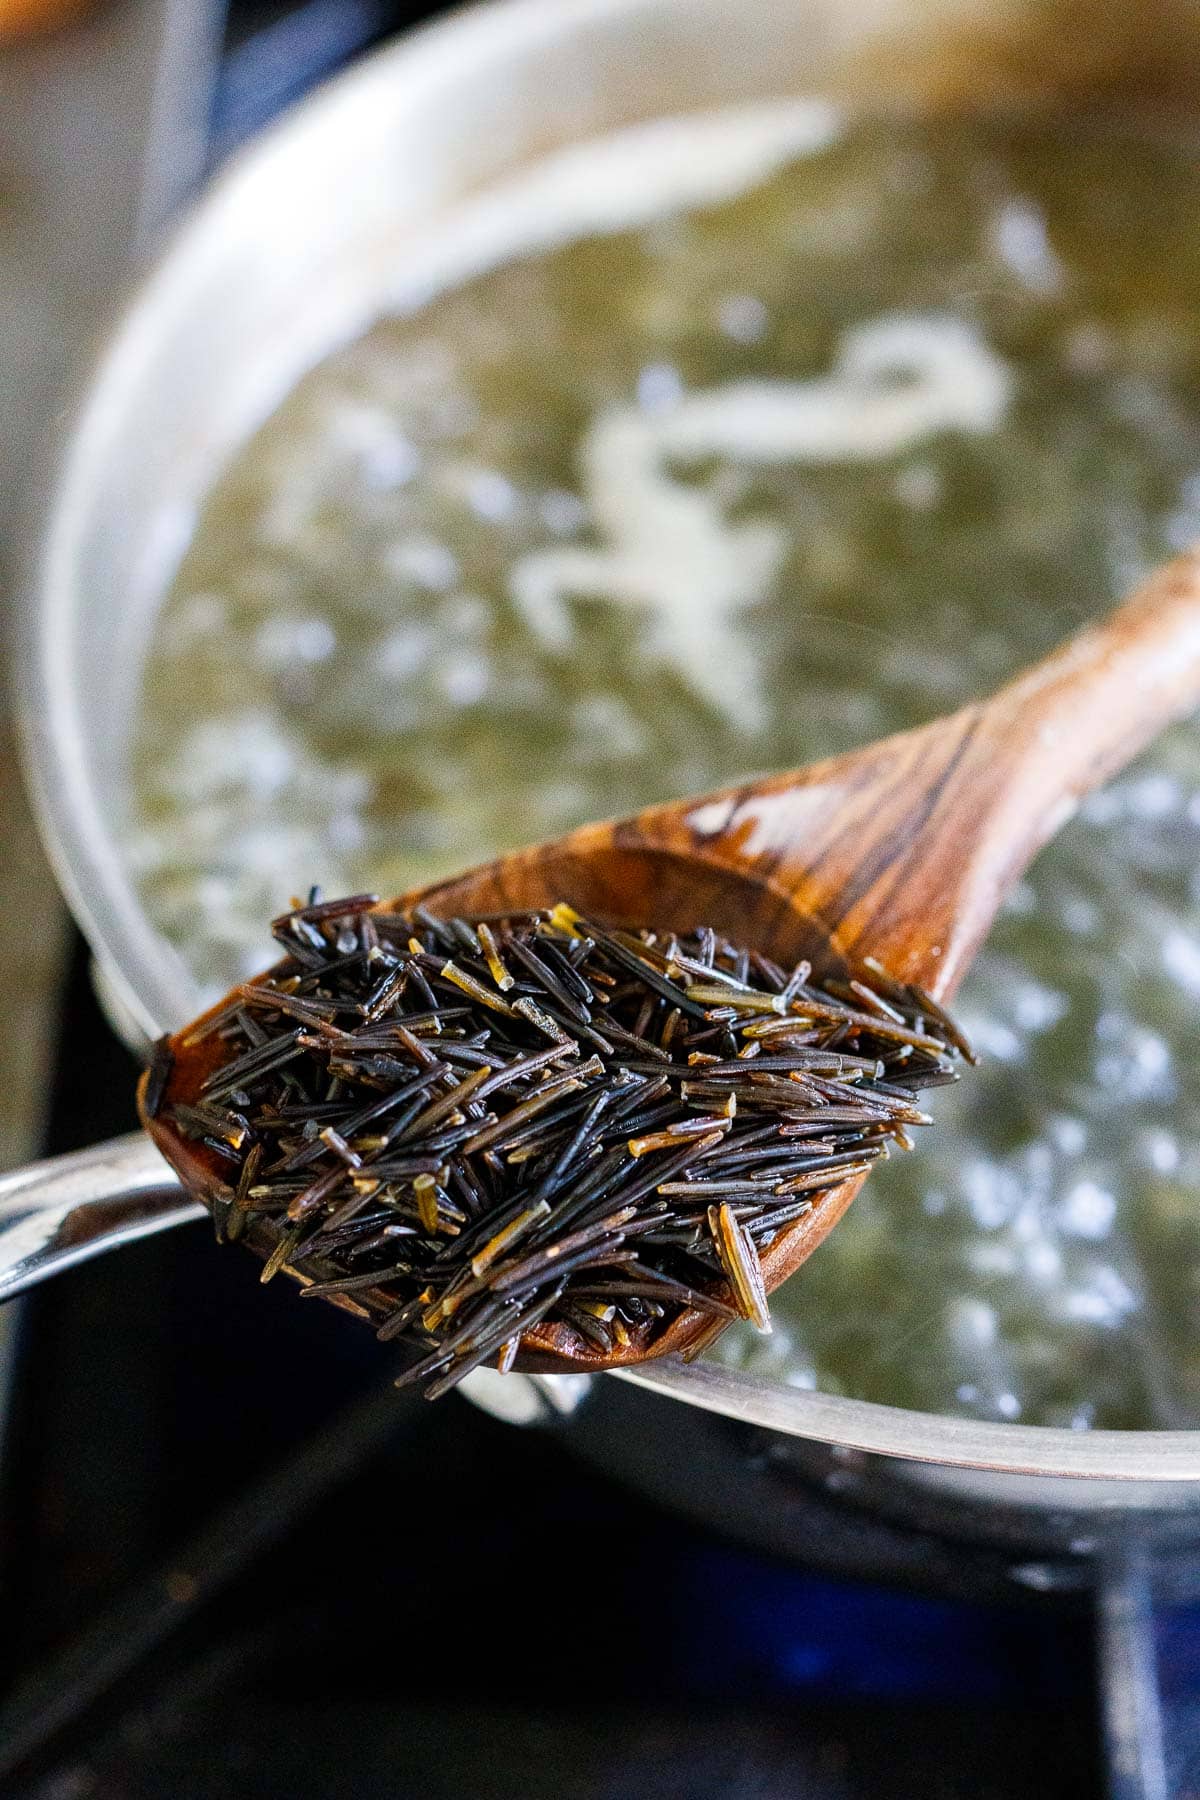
[
  {"xmin": 383, "ymin": 99, "xmax": 847, "ymax": 316},
  {"xmin": 509, "ymin": 314, "xmax": 1011, "ymax": 719}
]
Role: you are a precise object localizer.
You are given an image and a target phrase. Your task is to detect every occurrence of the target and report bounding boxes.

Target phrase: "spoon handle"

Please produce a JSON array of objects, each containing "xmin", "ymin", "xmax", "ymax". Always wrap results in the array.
[
  {"xmin": 926, "ymin": 548, "xmax": 1200, "ymax": 989},
  {"xmin": 752, "ymin": 551, "xmax": 1200, "ymax": 999},
  {"xmin": 983, "ymin": 547, "xmax": 1200, "ymax": 802},
  {"xmin": 0, "ymin": 1133, "xmax": 201, "ymax": 1302}
]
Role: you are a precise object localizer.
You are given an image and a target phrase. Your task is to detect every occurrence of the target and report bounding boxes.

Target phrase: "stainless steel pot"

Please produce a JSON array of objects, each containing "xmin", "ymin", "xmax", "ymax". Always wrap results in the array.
[{"xmin": 17, "ymin": 0, "xmax": 1200, "ymax": 1528}]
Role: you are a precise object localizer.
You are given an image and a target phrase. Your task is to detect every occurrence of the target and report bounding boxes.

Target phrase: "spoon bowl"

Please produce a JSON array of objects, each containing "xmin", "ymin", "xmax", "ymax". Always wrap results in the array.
[{"xmin": 142, "ymin": 551, "xmax": 1200, "ymax": 1375}]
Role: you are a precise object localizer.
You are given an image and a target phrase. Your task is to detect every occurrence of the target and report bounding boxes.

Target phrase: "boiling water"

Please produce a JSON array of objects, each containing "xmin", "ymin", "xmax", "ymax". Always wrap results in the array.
[{"xmin": 129, "ymin": 105, "xmax": 1200, "ymax": 1428}]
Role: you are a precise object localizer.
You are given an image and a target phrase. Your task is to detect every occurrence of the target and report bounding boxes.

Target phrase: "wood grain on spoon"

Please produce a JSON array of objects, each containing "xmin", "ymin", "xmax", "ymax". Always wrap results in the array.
[{"xmin": 142, "ymin": 551, "xmax": 1200, "ymax": 1374}]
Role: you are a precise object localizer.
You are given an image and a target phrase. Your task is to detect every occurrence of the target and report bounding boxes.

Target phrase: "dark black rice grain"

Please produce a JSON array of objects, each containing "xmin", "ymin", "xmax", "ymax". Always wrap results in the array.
[
  {"xmin": 143, "ymin": 1036, "xmax": 174, "ymax": 1120},
  {"xmin": 160, "ymin": 895, "xmax": 971, "ymax": 1395}
]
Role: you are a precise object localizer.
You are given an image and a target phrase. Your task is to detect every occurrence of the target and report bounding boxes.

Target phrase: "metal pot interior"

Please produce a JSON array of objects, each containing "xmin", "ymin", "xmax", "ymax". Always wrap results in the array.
[{"xmin": 20, "ymin": 0, "xmax": 1200, "ymax": 1498}]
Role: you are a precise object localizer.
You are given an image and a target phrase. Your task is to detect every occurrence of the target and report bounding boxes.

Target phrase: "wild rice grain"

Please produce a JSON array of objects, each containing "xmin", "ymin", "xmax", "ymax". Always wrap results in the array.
[{"xmin": 156, "ymin": 897, "xmax": 968, "ymax": 1394}]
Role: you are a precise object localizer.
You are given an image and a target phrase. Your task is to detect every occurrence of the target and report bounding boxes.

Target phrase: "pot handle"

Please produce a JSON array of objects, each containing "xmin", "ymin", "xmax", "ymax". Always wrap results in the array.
[{"xmin": 0, "ymin": 1132, "xmax": 203, "ymax": 1302}]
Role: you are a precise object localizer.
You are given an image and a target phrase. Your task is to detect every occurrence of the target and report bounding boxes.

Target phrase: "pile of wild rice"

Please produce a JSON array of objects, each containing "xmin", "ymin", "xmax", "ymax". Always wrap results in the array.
[{"xmin": 147, "ymin": 895, "xmax": 972, "ymax": 1397}]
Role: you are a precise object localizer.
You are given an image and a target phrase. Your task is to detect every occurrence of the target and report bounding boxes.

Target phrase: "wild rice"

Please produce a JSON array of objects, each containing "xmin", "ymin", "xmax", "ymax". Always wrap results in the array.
[{"xmin": 150, "ymin": 895, "xmax": 970, "ymax": 1394}]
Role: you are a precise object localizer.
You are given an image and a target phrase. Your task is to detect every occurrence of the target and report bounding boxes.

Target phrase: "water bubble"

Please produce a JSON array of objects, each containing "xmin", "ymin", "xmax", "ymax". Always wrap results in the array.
[
  {"xmin": 1060, "ymin": 1181, "xmax": 1117, "ymax": 1241},
  {"xmin": 1048, "ymin": 1115, "xmax": 1087, "ymax": 1156},
  {"xmin": 1163, "ymin": 929, "xmax": 1200, "ymax": 999},
  {"xmin": 467, "ymin": 470, "xmax": 519, "ymax": 522},
  {"xmin": 327, "ymin": 813, "xmax": 366, "ymax": 853},
  {"xmin": 990, "ymin": 197, "xmax": 1064, "ymax": 295},
  {"xmin": 163, "ymin": 590, "xmax": 226, "ymax": 652},
  {"xmin": 1025, "ymin": 1240, "xmax": 1064, "ymax": 1283},
  {"xmin": 1060, "ymin": 1266, "xmax": 1137, "ymax": 1325},
  {"xmin": 966, "ymin": 1018, "xmax": 1023, "ymax": 1062},
  {"xmin": 893, "ymin": 461, "xmax": 943, "ymax": 511},
  {"xmin": 948, "ymin": 1296, "xmax": 998, "ymax": 1347},
  {"xmin": 1060, "ymin": 895, "xmax": 1100, "ymax": 936},
  {"xmin": 254, "ymin": 615, "xmax": 336, "ymax": 669},
  {"xmin": 1013, "ymin": 982, "xmax": 1068, "ymax": 1032},
  {"xmin": 1141, "ymin": 1131, "xmax": 1180, "ymax": 1174},
  {"xmin": 968, "ymin": 1241, "xmax": 1020, "ymax": 1278},
  {"xmin": 376, "ymin": 626, "xmax": 432, "ymax": 680},
  {"xmin": 1125, "ymin": 773, "xmax": 1179, "ymax": 819},
  {"xmin": 717, "ymin": 294, "xmax": 768, "ymax": 343},
  {"xmin": 636, "ymin": 362, "xmax": 684, "ymax": 413},
  {"xmin": 388, "ymin": 535, "xmax": 461, "ymax": 591},
  {"xmin": 440, "ymin": 657, "xmax": 490, "ymax": 705},
  {"xmin": 362, "ymin": 436, "xmax": 420, "ymax": 490},
  {"xmin": 963, "ymin": 1161, "xmax": 1019, "ymax": 1229},
  {"xmin": 1003, "ymin": 881, "xmax": 1038, "ymax": 917}
]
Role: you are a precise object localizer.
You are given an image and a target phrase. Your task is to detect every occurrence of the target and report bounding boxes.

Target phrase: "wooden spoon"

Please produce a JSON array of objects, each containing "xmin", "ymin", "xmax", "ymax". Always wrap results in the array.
[{"xmin": 142, "ymin": 551, "xmax": 1200, "ymax": 1374}]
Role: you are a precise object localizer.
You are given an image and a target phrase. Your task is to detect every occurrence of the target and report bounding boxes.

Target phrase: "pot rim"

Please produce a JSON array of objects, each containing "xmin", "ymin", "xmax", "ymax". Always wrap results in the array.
[{"xmin": 614, "ymin": 1361, "xmax": 1200, "ymax": 1481}]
